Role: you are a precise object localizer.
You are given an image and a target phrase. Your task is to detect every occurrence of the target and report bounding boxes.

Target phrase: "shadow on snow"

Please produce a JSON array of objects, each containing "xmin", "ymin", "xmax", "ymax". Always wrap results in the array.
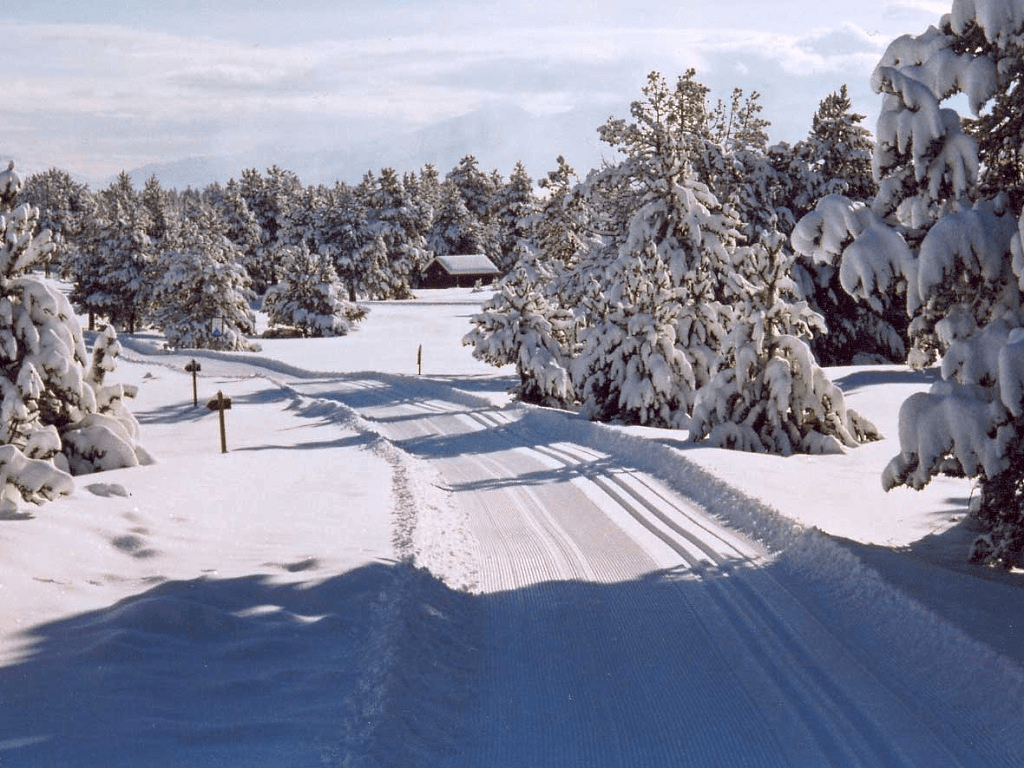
[{"xmin": 4, "ymin": 555, "xmax": 1024, "ymax": 767}]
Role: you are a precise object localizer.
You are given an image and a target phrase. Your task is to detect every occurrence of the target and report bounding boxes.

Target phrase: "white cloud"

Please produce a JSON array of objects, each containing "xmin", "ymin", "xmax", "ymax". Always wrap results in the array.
[{"xmin": 2, "ymin": 1, "xmax": 946, "ymax": 184}]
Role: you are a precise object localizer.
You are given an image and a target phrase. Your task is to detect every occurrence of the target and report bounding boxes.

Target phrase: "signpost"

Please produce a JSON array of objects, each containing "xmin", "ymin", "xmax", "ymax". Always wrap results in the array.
[
  {"xmin": 206, "ymin": 390, "xmax": 232, "ymax": 453},
  {"xmin": 417, "ymin": 344, "xmax": 422, "ymax": 376},
  {"xmin": 184, "ymin": 359, "xmax": 201, "ymax": 407}
]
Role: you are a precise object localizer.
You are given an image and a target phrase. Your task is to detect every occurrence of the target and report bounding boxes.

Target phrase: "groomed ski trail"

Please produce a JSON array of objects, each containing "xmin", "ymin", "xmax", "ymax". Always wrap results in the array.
[{"xmin": 288, "ymin": 371, "xmax": 1024, "ymax": 768}]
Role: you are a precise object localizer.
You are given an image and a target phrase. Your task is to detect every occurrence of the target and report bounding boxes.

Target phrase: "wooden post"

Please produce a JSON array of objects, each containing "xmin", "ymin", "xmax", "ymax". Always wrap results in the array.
[
  {"xmin": 217, "ymin": 390, "xmax": 227, "ymax": 454},
  {"xmin": 206, "ymin": 390, "xmax": 232, "ymax": 454},
  {"xmin": 417, "ymin": 344, "xmax": 422, "ymax": 376},
  {"xmin": 185, "ymin": 359, "xmax": 201, "ymax": 407}
]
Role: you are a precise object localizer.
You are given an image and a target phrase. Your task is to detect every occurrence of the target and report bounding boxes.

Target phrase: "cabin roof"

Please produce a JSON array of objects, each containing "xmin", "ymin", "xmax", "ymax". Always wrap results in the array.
[{"xmin": 427, "ymin": 253, "xmax": 500, "ymax": 276}]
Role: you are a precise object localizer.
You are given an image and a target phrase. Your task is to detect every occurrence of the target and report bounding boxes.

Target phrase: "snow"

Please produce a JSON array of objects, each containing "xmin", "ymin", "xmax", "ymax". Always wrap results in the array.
[{"xmin": 3, "ymin": 287, "xmax": 1024, "ymax": 765}]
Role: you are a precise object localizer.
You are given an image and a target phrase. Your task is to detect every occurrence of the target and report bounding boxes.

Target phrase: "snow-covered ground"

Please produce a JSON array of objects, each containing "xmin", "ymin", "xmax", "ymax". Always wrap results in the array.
[{"xmin": 2, "ymin": 288, "xmax": 1023, "ymax": 766}]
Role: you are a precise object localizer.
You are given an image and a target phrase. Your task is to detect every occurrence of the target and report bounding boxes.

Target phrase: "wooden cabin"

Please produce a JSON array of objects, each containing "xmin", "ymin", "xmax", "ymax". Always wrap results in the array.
[{"xmin": 420, "ymin": 253, "xmax": 500, "ymax": 289}]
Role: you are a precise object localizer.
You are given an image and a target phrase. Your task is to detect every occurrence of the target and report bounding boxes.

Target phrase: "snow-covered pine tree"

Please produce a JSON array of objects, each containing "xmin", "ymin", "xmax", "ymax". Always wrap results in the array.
[
  {"xmin": 800, "ymin": 85, "xmax": 876, "ymax": 205},
  {"xmin": 62, "ymin": 325, "xmax": 151, "ymax": 475},
  {"xmin": 0, "ymin": 163, "xmax": 147, "ymax": 512},
  {"xmin": 864, "ymin": 0, "xmax": 1024, "ymax": 566},
  {"xmin": 572, "ymin": 244, "xmax": 694, "ymax": 427},
  {"xmin": 20, "ymin": 168, "xmax": 95, "ymax": 280},
  {"xmin": 150, "ymin": 204, "xmax": 259, "ymax": 351},
  {"xmin": 446, "ymin": 156, "xmax": 501, "ymax": 266},
  {"xmin": 535, "ymin": 156, "xmax": 588, "ymax": 269},
  {"xmin": 360, "ymin": 169, "xmax": 428, "ymax": 299},
  {"xmin": 262, "ymin": 245, "xmax": 365, "ymax": 338},
  {"xmin": 489, "ymin": 162, "xmax": 539, "ymax": 273},
  {"xmin": 783, "ymin": 86, "xmax": 901, "ymax": 366},
  {"xmin": 70, "ymin": 172, "xmax": 156, "ymax": 333},
  {"xmin": 206, "ymin": 178, "xmax": 263, "ymax": 289},
  {"xmin": 427, "ymin": 180, "xmax": 487, "ymax": 258},
  {"xmin": 691, "ymin": 231, "xmax": 881, "ymax": 453},
  {"xmin": 591, "ymin": 71, "xmax": 745, "ymax": 409},
  {"xmin": 237, "ymin": 166, "xmax": 304, "ymax": 293},
  {"xmin": 463, "ymin": 251, "xmax": 576, "ymax": 405}
]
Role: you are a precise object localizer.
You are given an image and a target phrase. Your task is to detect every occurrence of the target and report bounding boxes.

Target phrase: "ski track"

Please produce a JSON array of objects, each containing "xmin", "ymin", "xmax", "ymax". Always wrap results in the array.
[
  {"xmin": 121, "ymin": 344, "xmax": 1024, "ymax": 766},
  {"xmin": 278, "ymin": 370, "xmax": 1022, "ymax": 767}
]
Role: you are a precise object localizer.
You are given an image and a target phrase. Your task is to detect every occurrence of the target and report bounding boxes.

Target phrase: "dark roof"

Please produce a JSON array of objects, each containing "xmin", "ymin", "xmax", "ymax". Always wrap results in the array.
[{"xmin": 427, "ymin": 253, "xmax": 500, "ymax": 276}]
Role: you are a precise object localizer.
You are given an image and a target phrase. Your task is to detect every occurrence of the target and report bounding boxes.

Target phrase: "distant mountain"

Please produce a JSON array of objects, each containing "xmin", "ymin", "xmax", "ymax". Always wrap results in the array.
[{"xmin": 121, "ymin": 104, "xmax": 615, "ymax": 190}]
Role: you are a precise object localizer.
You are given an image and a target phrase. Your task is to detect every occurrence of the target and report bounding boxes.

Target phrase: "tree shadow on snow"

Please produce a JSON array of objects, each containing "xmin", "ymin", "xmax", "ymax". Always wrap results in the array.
[
  {"xmin": 831, "ymin": 366, "xmax": 941, "ymax": 394},
  {"xmin": 0, "ymin": 562, "xmax": 477, "ymax": 768},
  {"xmin": 4, "ymin": 554, "xmax": 1024, "ymax": 767},
  {"xmin": 133, "ymin": 400, "xmax": 211, "ymax": 425},
  {"xmin": 832, "ymin": 519, "xmax": 1024, "ymax": 667}
]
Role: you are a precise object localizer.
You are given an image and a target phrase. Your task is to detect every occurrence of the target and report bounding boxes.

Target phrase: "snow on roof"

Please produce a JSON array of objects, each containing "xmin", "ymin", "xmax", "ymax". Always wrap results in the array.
[{"xmin": 429, "ymin": 253, "xmax": 500, "ymax": 276}]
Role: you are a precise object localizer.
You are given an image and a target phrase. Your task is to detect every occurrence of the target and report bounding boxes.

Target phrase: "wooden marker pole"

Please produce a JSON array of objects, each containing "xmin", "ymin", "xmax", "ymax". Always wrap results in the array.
[
  {"xmin": 206, "ymin": 390, "xmax": 232, "ymax": 453},
  {"xmin": 217, "ymin": 391, "xmax": 227, "ymax": 454},
  {"xmin": 185, "ymin": 359, "xmax": 201, "ymax": 407},
  {"xmin": 417, "ymin": 344, "xmax": 423, "ymax": 376}
]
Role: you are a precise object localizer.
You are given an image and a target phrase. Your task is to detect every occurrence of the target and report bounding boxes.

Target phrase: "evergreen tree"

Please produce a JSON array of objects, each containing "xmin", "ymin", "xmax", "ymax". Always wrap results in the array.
[
  {"xmin": 0, "ymin": 163, "xmax": 146, "ymax": 513},
  {"xmin": 238, "ymin": 166, "xmax": 303, "ymax": 293},
  {"xmin": 150, "ymin": 204, "xmax": 258, "ymax": 351},
  {"xmin": 427, "ymin": 180, "xmax": 486, "ymax": 257},
  {"xmin": 463, "ymin": 252, "xmax": 575, "ymax": 405},
  {"xmin": 848, "ymin": 0, "xmax": 1024, "ymax": 566},
  {"xmin": 20, "ymin": 168, "xmax": 95, "ymax": 279},
  {"xmin": 594, "ymin": 72, "xmax": 745, "ymax": 405},
  {"xmin": 788, "ymin": 87, "xmax": 901, "ymax": 365},
  {"xmin": 207, "ymin": 178, "xmax": 263, "ymax": 284},
  {"xmin": 801, "ymin": 85, "xmax": 875, "ymax": 204},
  {"xmin": 262, "ymin": 245, "xmax": 364, "ymax": 338},
  {"xmin": 572, "ymin": 246, "xmax": 694, "ymax": 427},
  {"xmin": 362, "ymin": 168, "xmax": 429, "ymax": 298},
  {"xmin": 691, "ymin": 232, "xmax": 881, "ymax": 453},
  {"xmin": 489, "ymin": 162, "xmax": 539, "ymax": 273},
  {"xmin": 70, "ymin": 172, "xmax": 156, "ymax": 333},
  {"xmin": 446, "ymin": 156, "xmax": 500, "ymax": 264},
  {"xmin": 535, "ymin": 156, "xmax": 588, "ymax": 269}
]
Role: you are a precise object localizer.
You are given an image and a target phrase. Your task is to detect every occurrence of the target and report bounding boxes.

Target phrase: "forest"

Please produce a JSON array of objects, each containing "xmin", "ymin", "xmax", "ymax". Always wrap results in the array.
[{"xmin": 3, "ymin": 1, "xmax": 1024, "ymax": 565}]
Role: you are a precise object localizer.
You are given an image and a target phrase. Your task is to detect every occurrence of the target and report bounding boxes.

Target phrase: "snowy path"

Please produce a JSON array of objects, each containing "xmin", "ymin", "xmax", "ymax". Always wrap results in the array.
[{"xmin": 291, "ymin": 372, "xmax": 1024, "ymax": 767}]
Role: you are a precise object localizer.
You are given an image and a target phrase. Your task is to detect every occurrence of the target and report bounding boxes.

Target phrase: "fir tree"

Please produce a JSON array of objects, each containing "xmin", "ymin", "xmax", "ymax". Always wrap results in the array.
[
  {"xmin": 70, "ymin": 172, "xmax": 155, "ymax": 333},
  {"xmin": 489, "ymin": 162, "xmax": 539, "ymax": 273},
  {"xmin": 848, "ymin": 0, "xmax": 1024, "ymax": 566},
  {"xmin": 150, "ymin": 204, "xmax": 258, "ymax": 351},
  {"xmin": 691, "ymin": 232, "xmax": 881, "ymax": 453},
  {"xmin": 262, "ymin": 245, "xmax": 364, "ymax": 338},
  {"xmin": 572, "ymin": 246, "xmax": 694, "ymax": 428},
  {"xmin": 0, "ymin": 163, "xmax": 146, "ymax": 512},
  {"xmin": 463, "ymin": 252, "xmax": 575, "ymax": 406}
]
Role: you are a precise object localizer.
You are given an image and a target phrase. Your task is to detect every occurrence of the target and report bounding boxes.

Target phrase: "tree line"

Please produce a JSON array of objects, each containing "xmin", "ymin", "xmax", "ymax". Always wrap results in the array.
[{"xmin": 16, "ymin": 156, "xmax": 540, "ymax": 346}]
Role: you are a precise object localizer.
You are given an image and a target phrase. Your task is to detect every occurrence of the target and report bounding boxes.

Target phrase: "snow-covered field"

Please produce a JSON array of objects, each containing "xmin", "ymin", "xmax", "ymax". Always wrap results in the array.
[{"xmin": 2, "ymin": 288, "xmax": 1023, "ymax": 766}]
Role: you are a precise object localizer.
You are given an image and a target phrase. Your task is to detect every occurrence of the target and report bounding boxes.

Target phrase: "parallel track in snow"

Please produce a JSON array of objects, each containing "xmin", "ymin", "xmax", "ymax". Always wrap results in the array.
[{"xmin": 292, "ymin": 374, "xmax": 1013, "ymax": 767}]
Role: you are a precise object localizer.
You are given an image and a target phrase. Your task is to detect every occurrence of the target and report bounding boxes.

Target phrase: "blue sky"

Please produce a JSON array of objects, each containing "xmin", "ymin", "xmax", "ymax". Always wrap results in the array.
[{"xmin": 3, "ymin": 1, "xmax": 949, "ymax": 187}]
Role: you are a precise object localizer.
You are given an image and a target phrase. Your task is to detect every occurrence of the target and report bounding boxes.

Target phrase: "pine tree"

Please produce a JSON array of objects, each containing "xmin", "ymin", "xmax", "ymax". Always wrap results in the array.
[
  {"xmin": 855, "ymin": 1, "xmax": 1024, "ymax": 566},
  {"xmin": 362, "ymin": 168, "xmax": 429, "ymax": 298},
  {"xmin": 427, "ymin": 180, "xmax": 486, "ymax": 257},
  {"xmin": 262, "ymin": 245, "xmax": 364, "ymax": 338},
  {"xmin": 463, "ymin": 252, "xmax": 575, "ymax": 406},
  {"xmin": 150, "ymin": 204, "xmax": 258, "ymax": 351},
  {"xmin": 572, "ymin": 246, "xmax": 694, "ymax": 427},
  {"xmin": 489, "ymin": 162, "xmax": 539, "ymax": 273},
  {"xmin": 593, "ymin": 71, "xmax": 745, "ymax": 406},
  {"xmin": 691, "ymin": 232, "xmax": 880, "ymax": 453},
  {"xmin": 0, "ymin": 163, "xmax": 146, "ymax": 512},
  {"xmin": 20, "ymin": 168, "xmax": 95, "ymax": 279},
  {"xmin": 70, "ymin": 172, "xmax": 156, "ymax": 333},
  {"xmin": 446, "ymin": 156, "xmax": 500, "ymax": 265},
  {"xmin": 788, "ymin": 88, "xmax": 901, "ymax": 365}
]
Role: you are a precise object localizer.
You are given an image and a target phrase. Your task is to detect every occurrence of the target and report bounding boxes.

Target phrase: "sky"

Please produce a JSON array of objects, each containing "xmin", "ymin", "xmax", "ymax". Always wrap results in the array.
[{"xmin": 3, "ymin": 0, "xmax": 951, "ymax": 189}]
